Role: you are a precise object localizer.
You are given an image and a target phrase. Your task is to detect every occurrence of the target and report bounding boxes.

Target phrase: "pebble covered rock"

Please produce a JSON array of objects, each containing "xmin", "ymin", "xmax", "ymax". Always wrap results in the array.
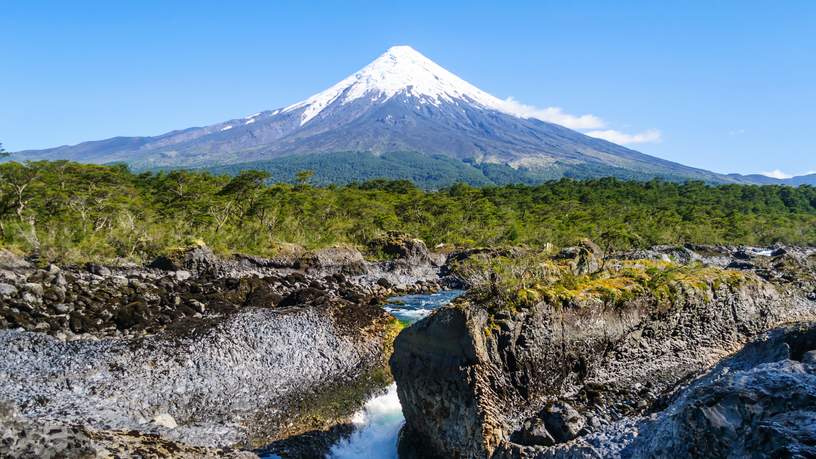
[{"xmin": 0, "ymin": 242, "xmax": 453, "ymax": 456}]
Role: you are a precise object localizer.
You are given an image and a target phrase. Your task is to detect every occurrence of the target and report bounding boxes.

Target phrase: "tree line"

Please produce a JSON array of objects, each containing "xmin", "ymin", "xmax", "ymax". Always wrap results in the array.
[{"xmin": 1, "ymin": 160, "xmax": 815, "ymax": 263}]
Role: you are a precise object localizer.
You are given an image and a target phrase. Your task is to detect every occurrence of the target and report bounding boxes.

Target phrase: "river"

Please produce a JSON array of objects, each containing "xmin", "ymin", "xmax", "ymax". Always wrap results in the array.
[{"xmin": 327, "ymin": 289, "xmax": 464, "ymax": 458}]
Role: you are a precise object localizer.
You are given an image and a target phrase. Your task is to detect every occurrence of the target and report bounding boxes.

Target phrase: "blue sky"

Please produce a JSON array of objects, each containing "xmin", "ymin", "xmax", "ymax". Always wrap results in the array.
[{"xmin": 2, "ymin": 1, "xmax": 814, "ymax": 177}]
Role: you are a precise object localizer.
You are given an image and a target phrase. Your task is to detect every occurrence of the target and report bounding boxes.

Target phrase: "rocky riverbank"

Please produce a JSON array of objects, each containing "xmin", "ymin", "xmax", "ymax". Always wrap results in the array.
[
  {"xmin": 391, "ymin": 244, "xmax": 816, "ymax": 458},
  {"xmin": 5, "ymin": 241, "xmax": 815, "ymax": 458},
  {"xmin": 0, "ymin": 235, "xmax": 451, "ymax": 458}
]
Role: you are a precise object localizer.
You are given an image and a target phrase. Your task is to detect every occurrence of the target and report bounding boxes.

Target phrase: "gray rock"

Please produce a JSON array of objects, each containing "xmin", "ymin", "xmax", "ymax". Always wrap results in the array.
[
  {"xmin": 53, "ymin": 273, "xmax": 67, "ymax": 287},
  {"xmin": 624, "ymin": 324, "xmax": 816, "ymax": 458},
  {"xmin": 21, "ymin": 292, "xmax": 40, "ymax": 305},
  {"xmin": 0, "ymin": 282, "xmax": 18, "ymax": 298},
  {"xmin": 555, "ymin": 239, "xmax": 603, "ymax": 275},
  {"xmin": 540, "ymin": 402, "xmax": 585, "ymax": 443},
  {"xmin": 21, "ymin": 282, "xmax": 44, "ymax": 297},
  {"xmin": 0, "ymin": 249, "xmax": 31, "ymax": 270},
  {"xmin": 392, "ymin": 261, "xmax": 816, "ymax": 458},
  {"xmin": 0, "ymin": 305, "xmax": 395, "ymax": 449},
  {"xmin": 152, "ymin": 413, "xmax": 178, "ymax": 429},
  {"xmin": 189, "ymin": 299, "xmax": 206, "ymax": 314},
  {"xmin": 86, "ymin": 263, "xmax": 111, "ymax": 277},
  {"xmin": 368, "ymin": 231, "xmax": 433, "ymax": 262},
  {"xmin": 0, "ymin": 401, "xmax": 259, "ymax": 458},
  {"xmin": 149, "ymin": 245, "xmax": 218, "ymax": 274},
  {"xmin": 516, "ymin": 419, "xmax": 556, "ymax": 446},
  {"xmin": 110, "ymin": 276, "xmax": 129, "ymax": 288}
]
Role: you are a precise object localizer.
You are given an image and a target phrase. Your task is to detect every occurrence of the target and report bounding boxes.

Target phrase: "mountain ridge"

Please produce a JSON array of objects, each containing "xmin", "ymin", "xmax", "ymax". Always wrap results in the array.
[{"xmin": 13, "ymin": 46, "xmax": 812, "ymax": 186}]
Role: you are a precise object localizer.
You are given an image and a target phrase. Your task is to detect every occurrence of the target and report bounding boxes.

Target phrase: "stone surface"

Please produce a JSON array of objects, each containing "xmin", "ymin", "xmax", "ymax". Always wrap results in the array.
[
  {"xmin": 391, "ymin": 245, "xmax": 816, "ymax": 458},
  {"xmin": 623, "ymin": 323, "xmax": 816, "ymax": 459},
  {"xmin": 152, "ymin": 413, "xmax": 178, "ymax": 429},
  {"xmin": 0, "ymin": 400, "xmax": 258, "ymax": 458},
  {"xmin": 0, "ymin": 243, "xmax": 450, "ymax": 339},
  {"xmin": 0, "ymin": 242, "xmax": 452, "ymax": 456},
  {"xmin": 369, "ymin": 231, "xmax": 434, "ymax": 263},
  {"xmin": 539, "ymin": 402, "xmax": 585, "ymax": 443},
  {"xmin": 0, "ymin": 249, "xmax": 31, "ymax": 270},
  {"xmin": 0, "ymin": 295, "xmax": 396, "ymax": 450},
  {"xmin": 0, "ymin": 282, "xmax": 18, "ymax": 297}
]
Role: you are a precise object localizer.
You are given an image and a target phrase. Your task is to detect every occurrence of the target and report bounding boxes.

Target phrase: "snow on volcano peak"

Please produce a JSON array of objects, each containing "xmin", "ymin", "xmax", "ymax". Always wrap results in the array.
[{"xmin": 282, "ymin": 45, "xmax": 513, "ymax": 125}]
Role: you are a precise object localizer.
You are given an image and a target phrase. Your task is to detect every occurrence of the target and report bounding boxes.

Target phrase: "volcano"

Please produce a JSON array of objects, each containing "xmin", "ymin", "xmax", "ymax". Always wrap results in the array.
[{"xmin": 15, "ymin": 46, "xmax": 741, "ymax": 185}]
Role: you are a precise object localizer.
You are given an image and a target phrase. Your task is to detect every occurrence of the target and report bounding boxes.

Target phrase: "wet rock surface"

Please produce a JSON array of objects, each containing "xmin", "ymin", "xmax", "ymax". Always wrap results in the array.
[
  {"xmin": 622, "ymin": 323, "xmax": 816, "ymax": 459},
  {"xmin": 0, "ymin": 243, "xmax": 452, "ymax": 456},
  {"xmin": 391, "ymin": 245, "xmax": 816, "ymax": 458}
]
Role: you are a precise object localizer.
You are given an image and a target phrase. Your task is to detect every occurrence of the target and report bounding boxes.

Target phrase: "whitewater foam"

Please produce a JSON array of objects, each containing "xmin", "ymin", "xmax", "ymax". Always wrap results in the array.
[{"xmin": 327, "ymin": 384, "xmax": 403, "ymax": 459}]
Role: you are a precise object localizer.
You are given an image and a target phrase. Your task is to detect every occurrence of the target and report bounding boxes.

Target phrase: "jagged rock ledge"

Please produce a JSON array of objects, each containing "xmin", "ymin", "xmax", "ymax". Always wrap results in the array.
[
  {"xmin": 391, "ymin": 245, "xmax": 816, "ymax": 458},
  {"xmin": 0, "ymin": 238, "xmax": 451, "ymax": 457}
]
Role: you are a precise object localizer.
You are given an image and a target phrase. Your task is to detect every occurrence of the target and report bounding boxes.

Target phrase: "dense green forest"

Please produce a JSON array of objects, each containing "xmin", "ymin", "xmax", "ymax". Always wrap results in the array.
[
  {"xmin": 1, "ymin": 160, "xmax": 815, "ymax": 263},
  {"xmin": 201, "ymin": 151, "xmax": 710, "ymax": 189}
]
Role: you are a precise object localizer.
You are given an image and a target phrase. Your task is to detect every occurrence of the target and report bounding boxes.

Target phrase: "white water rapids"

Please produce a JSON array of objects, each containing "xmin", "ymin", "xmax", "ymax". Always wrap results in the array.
[
  {"xmin": 261, "ymin": 289, "xmax": 463, "ymax": 459},
  {"xmin": 326, "ymin": 383, "xmax": 403, "ymax": 458},
  {"xmin": 326, "ymin": 290, "xmax": 464, "ymax": 458}
]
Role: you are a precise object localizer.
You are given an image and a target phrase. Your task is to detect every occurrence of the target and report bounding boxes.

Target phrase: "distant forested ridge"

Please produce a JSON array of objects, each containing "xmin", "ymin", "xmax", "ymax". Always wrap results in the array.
[
  {"xmin": 1, "ymin": 160, "xmax": 815, "ymax": 263},
  {"xmin": 199, "ymin": 151, "xmax": 735, "ymax": 189}
]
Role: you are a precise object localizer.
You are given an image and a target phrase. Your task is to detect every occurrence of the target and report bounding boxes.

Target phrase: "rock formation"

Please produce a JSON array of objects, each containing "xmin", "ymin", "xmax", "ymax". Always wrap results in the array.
[
  {"xmin": 391, "ymin": 245, "xmax": 816, "ymax": 458},
  {"xmin": 0, "ymin": 242, "xmax": 449, "ymax": 456}
]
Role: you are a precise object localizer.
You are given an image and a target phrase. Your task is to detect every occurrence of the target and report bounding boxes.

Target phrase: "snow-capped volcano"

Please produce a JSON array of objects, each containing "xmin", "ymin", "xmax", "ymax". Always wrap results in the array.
[
  {"xmin": 282, "ymin": 45, "xmax": 513, "ymax": 126},
  {"xmin": 14, "ymin": 45, "xmax": 732, "ymax": 185}
]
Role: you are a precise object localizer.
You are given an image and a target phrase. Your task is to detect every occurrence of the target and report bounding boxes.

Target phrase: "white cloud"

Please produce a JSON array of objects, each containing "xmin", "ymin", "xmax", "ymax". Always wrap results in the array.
[
  {"xmin": 759, "ymin": 169, "xmax": 816, "ymax": 179},
  {"xmin": 496, "ymin": 97, "xmax": 662, "ymax": 146},
  {"xmin": 585, "ymin": 129, "xmax": 663, "ymax": 145},
  {"xmin": 761, "ymin": 169, "xmax": 793, "ymax": 179},
  {"xmin": 498, "ymin": 97, "xmax": 606, "ymax": 130}
]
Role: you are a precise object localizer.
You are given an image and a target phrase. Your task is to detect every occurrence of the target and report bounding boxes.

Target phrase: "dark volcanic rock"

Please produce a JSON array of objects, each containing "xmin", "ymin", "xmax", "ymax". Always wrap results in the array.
[
  {"xmin": 297, "ymin": 247, "xmax": 368, "ymax": 275},
  {"xmin": 369, "ymin": 231, "xmax": 434, "ymax": 263},
  {"xmin": 149, "ymin": 243, "xmax": 219, "ymax": 274},
  {"xmin": 0, "ymin": 249, "xmax": 32, "ymax": 270},
  {"xmin": 0, "ymin": 242, "xmax": 449, "ymax": 456},
  {"xmin": 623, "ymin": 323, "xmax": 816, "ymax": 458},
  {"xmin": 537, "ymin": 402, "xmax": 585, "ymax": 444},
  {"xmin": 391, "ymin": 248, "xmax": 816, "ymax": 458},
  {"xmin": 555, "ymin": 239, "xmax": 603, "ymax": 275},
  {"xmin": 0, "ymin": 242, "xmax": 451, "ymax": 339}
]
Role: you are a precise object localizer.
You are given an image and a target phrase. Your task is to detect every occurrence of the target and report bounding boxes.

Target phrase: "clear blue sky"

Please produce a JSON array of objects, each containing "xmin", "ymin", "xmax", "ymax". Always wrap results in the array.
[{"xmin": 2, "ymin": 1, "xmax": 814, "ymax": 177}]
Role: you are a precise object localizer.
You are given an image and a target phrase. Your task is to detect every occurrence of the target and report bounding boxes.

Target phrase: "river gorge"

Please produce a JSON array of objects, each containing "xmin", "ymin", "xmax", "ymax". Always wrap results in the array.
[
  {"xmin": 321, "ymin": 291, "xmax": 464, "ymax": 459},
  {"xmin": 1, "ymin": 239, "xmax": 816, "ymax": 458}
]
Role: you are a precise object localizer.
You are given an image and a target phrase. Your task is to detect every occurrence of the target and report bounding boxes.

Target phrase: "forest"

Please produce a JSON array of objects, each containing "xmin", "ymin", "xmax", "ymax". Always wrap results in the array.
[
  {"xmin": 203, "ymin": 150, "xmax": 706, "ymax": 188},
  {"xmin": 1, "ymin": 160, "xmax": 815, "ymax": 264}
]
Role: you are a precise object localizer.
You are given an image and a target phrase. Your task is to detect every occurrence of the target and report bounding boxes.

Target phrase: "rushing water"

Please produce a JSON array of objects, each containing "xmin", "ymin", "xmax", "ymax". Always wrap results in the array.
[
  {"xmin": 326, "ymin": 289, "xmax": 465, "ymax": 459},
  {"xmin": 261, "ymin": 289, "xmax": 464, "ymax": 459}
]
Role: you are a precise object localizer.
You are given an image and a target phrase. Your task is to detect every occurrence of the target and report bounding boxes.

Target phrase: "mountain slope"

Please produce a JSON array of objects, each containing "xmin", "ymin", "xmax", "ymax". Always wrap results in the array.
[{"xmin": 12, "ymin": 46, "xmax": 779, "ymax": 185}]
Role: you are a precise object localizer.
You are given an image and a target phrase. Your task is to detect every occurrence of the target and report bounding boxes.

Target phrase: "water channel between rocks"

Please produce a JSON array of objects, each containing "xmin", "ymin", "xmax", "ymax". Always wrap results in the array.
[{"xmin": 265, "ymin": 289, "xmax": 464, "ymax": 459}]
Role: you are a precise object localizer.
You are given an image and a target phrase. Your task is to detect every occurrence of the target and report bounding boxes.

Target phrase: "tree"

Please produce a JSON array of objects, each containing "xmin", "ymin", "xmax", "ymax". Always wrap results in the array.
[
  {"xmin": 295, "ymin": 170, "xmax": 314, "ymax": 187},
  {"xmin": 0, "ymin": 162, "xmax": 40, "ymax": 222},
  {"xmin": 215, "ymin": 170, "xmax": 271, "ymax": 228},
  {"xmin": 0, "ymin": 143, "xmax": 9, "ymax": 159},
  {"xmin": 0, "ymin": 162, "xmax": 41, "ymax": 246}
]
